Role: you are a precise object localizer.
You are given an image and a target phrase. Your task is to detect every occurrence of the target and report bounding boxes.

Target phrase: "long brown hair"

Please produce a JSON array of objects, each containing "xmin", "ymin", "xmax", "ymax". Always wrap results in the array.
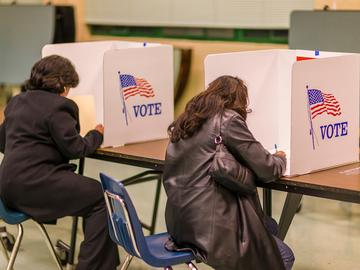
[{"xmin": 169, "ymin": 75, "xmax": 249, "ymax": 142}]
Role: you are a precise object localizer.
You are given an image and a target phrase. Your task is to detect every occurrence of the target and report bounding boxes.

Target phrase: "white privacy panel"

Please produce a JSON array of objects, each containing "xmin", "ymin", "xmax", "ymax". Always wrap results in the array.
[
  {"xmin": 205, "ymin": 49, "xmax": 359, "ymax": 176},
  {"xmin": 43, "ymin": 41, "xmax": 173, "ymax": 147}
]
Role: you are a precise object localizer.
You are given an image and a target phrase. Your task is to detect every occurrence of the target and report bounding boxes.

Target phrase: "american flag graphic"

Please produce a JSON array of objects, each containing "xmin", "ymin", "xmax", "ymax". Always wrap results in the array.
[
  {"xmin": 119, "ymin": 74, "xmax": 154, "ymax": 100},
  {"xmin": 308, "ymin": 89, "xmax": 341, "ymax": 119}
]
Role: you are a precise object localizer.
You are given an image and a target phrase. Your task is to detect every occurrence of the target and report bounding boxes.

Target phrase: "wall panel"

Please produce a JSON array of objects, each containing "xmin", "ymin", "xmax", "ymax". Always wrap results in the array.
[{"xmin": 85, "ymin": 0, "xmax": 314, "ymax": 28}]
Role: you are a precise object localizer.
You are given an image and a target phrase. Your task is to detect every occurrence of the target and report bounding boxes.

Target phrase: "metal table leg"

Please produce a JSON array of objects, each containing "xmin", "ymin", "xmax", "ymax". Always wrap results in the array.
[
  {"xmin": 122, "ymin": 170, "xmax": 162, "ymax": 235},
  {"xmin": 277, "ymin": 193, "xmax": 303, "ymax": 240},
  {"xmin": 263, "ymin": 188, "xmax": 272, "ymax": 217},
  {"xmin": 149, "ymin": 176, "xmax": 162, "ymax": 235}
]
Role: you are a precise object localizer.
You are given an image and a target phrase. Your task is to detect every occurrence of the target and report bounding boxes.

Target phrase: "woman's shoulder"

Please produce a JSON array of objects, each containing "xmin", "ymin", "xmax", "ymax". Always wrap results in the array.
[
  {"xmin": 223, "ymin": 109, "xmax": 246, "ymax": 124},
  {"xmin": 57, "ymin": 96, "xmax": 78, "ymax": 110},
  {"xmin": 26, "ymin": 90, "xmax": 79, "ymax": 113},
  {"xmin": 4, "ymin": 93, "xmax": 21, "ymax": 113},
  {"xmin": 221, "ymin": 109, "xmax": 251, "ymax": 137},
  {"xmin": 35, "ymin": 91, "xmax": 78, "ymax": 110},
  {"xmin": 52, "ymin": 96, "xmax": 79, "ymax": 116}
]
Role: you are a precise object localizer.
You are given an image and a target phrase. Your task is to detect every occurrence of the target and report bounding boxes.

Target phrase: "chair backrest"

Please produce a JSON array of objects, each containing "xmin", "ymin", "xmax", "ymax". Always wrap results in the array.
[{"xmin": 99, "ymin": 173, "xmax": 148, "ymax": 258}]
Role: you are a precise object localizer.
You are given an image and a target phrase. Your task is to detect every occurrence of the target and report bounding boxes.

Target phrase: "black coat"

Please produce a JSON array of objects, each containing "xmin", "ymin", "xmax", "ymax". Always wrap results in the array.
[
  {"xmin": 0, "ymin": 90, "xmax": 103, "ymax": 221},
  {"xmin": 163, "ymin": 109, "xmax": 286, "ymax": 270}
]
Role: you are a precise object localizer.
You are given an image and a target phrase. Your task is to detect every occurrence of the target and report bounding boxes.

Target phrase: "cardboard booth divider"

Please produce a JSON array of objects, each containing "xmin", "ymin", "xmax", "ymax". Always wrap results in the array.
[
  {"xmin": 42, "ymin": 41, "xmax": 174, "ymax": 147},
  {"xmin": 205, "ymin": 49, "xmax": 359, "ymax": 176},
  {"xmin": 68, "ymin": 95, "xmax": 96, "ymax": 137}
]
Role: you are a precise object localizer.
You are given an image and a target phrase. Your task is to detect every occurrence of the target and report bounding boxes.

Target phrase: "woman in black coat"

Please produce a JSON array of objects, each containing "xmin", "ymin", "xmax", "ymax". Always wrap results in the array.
[
  {"xmin": 163, "ymin": 75, "xmax": 294, "ymax": 270},
  {"xmin": 0, "ymin": 55, "xmax": 119, "ymax": 270}
]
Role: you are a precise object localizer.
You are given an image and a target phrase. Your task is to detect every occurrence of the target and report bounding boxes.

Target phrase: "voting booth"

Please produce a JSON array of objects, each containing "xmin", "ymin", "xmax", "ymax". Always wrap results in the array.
[
  {"xmin": 205, "ymin": 49, "xmax": 360, "ymax": 176},
  {"xmin": 42, "ymin": 41, "xmax": 174, "ymax": 146}
]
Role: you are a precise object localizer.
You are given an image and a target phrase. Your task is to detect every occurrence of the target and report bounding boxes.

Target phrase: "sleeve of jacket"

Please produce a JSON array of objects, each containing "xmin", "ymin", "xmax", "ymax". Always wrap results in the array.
[
  {"xmin": 223, "ymin": 114, "xmax": 286, "ymax": 183},
  {"xmin": 0, "ymin": 97, "xmax": 15, "ymax": 153},
  {"xmin": 0, "ymin": 122, "xmax": 5, "ymax": 153},
  {"xmin": 48, "ymin": 99, "xmax": 103, "ymax": 160}
]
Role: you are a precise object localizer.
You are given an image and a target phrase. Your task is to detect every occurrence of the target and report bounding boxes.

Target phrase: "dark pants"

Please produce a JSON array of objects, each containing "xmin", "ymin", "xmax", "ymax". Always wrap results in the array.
[
  {"xmin": 265, "ymin": 217, "xmax": 295, "ymax": 270},
  {"xmin": 71, "ymin": 195, "xmax": 120, "ymax": 270},
  {"xmin": 2, "ymin": 173, "xmax": 120, "ymax": 270}
]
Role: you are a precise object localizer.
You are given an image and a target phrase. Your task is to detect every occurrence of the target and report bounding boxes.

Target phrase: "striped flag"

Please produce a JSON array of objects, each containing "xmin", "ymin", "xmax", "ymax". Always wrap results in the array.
[
  {"xmin": 119, "ymin": 74, "xmax": 154, "ymax": 100},
  {"xmin": 307, "ymin": 89, "xmax": 341, "ymax": 119}
]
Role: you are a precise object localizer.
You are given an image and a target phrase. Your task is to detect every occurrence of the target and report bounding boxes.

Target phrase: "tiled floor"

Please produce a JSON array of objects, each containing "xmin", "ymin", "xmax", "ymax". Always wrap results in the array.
[{"xmin": 0, "ymin": 158, "xmax": 359, "ymax": 269}]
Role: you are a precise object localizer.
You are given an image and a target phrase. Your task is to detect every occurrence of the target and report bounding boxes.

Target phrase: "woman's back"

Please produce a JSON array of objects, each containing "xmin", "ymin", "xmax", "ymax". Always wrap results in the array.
[
  {"xmin": 163, "ymin": 75, "xmax": 293, "ymax": 270},
  {"xmin": 2, "ymin": 91, "xmax": 75, "ymax": 157},
  {"xmin": 164, "ymin": 109, "xmax": 287, "ymax": 270},
  {"xmin": 0, "ymin": 89, "xmax": 102, "ymax": 214},
  {"xmin": 164, "ymin": 113, "xmax": 216, "ymax": 188},
  {"xmin": 0, "ymin": 91, "xmax": 79, "ymax": 181}
]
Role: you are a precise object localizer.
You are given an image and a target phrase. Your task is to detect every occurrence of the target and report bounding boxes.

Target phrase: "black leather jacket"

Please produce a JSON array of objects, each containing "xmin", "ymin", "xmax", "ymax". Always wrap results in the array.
[{"xmin": 163, "ymin": 109, "xmax": 286, "ymax": 270}]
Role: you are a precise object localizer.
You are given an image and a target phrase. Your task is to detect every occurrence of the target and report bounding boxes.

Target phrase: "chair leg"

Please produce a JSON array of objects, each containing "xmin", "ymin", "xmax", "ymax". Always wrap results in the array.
[
  {"xmin": 34, "ymin": 222, "xmax": 63, "ymax": 270},
  {"xmin": 186, "ymin": 262, "xmax": 198, "ymax": 270},
  {"xmin": 0, "ymin": 235, "xmax": 9, "ymax": 261},
  {"xmin": 120, "ymin": 254, "xmax": 133, "ymax": 270},
  {"xmin": 6, "ymin": 223, "xmax": 24, "ymax": 270}
]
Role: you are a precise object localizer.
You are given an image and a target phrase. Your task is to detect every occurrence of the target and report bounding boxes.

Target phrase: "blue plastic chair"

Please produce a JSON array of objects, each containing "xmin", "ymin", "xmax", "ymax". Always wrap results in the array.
[
  {"xmin": 0, "ymin": 198, "xmax": 63, "ymax": 270},
  {"xmin": 99, "ymin": 173, "xmax": 199, "ymax": 270}
]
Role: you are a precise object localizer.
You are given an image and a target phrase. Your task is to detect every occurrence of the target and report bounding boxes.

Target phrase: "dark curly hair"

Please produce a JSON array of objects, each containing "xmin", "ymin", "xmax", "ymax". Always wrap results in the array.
[
  {"xmin": 24, "ymin": 55, "xmax": 79, "ymax": 94},
  {"xmin": 168, "ymin": 75, "xmax": 249, "ymax": 143}
]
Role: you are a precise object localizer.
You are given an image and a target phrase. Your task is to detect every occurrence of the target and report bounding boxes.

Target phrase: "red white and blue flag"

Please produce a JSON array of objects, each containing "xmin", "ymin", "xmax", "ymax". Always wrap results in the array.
[
  {"xmin": 119, "ymin": 74, "xmax": 154, "ymax": 100},
  {"xmin": 307, "ymin": 89, "xmax": 341, "ymax": 119}
]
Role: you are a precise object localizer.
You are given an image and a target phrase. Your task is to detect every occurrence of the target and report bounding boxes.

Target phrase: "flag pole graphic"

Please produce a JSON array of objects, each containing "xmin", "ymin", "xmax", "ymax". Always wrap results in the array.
[
  {"xmin": 306, "ymin": 86, "xmax": 315, "ymax": 150},
  {"xmin": 118, "ymin": 71, "xmax": 129, "ymax": 126}
]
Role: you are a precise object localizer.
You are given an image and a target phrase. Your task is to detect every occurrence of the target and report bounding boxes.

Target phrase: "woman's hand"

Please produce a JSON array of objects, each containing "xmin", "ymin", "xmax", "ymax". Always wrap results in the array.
[
  {"xmin": 94, "ymin": 124, "xmax": 104, "ymax": 135},
  {"xmin": 274, "ymin": 151, "xmax": 286, "ymax": 159}
]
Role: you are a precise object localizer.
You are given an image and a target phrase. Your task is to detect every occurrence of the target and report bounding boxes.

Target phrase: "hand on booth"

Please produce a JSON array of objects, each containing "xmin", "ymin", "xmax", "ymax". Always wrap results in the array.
[
  {"xmin": 274, "ymin": 151, "xmax": 286, "ymax": 159},
  {"xmin": 95, "ymin": 124, "xmax": 104, "ymax": 135}
]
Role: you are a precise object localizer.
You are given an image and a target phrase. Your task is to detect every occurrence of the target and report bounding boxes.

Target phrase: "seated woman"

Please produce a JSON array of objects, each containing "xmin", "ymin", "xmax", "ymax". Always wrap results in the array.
[
  {"xmin": 163, "ymin": 75, "xmax": 294, "ymax": 270},
  {"xmin": 0, "ymin": 55, "xmax": 119, "ymax": 270}
]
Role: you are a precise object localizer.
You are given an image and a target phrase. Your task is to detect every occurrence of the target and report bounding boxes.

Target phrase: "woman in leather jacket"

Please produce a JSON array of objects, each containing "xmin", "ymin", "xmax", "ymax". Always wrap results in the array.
[{"xmin": 163, "ymin": 75, "xmax": 294, "ymax": 270}]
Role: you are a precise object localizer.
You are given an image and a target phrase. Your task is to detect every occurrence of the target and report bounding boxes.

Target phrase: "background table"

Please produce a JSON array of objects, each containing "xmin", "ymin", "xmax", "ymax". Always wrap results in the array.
[
  {"xmin": 72, "ymin": 139, "xmax": 360, "ymax": 260},
  {"xmin": 259, "ymin": 163, "xmax": 360, "ymax": 239},
  {"xmin": 92, "ymin": 139, "xmax": 360, "ymax": 238},
  {"xmin": 90, "ymin": 139, "xmax": 168, "ymax": 170}
]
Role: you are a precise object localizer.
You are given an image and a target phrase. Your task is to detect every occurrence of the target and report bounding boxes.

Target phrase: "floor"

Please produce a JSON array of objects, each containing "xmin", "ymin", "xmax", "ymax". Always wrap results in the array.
[{"xmin": 0, "ymin": 157, "xmax": 359, "ymax": 270}]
